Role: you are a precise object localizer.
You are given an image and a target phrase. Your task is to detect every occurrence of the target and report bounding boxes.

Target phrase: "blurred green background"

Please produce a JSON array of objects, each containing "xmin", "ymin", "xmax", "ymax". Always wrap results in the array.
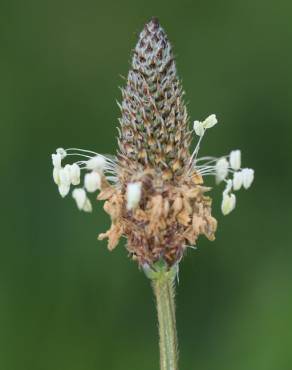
[{"xmin": 1, "ymin": 0, "xmax": 292, "ymax": 369}]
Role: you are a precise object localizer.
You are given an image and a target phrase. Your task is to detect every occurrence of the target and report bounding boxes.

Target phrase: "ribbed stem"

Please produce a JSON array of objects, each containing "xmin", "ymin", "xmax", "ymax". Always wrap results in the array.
[{"xmin": 152, "ymin": 271, "xmax": 178, "ymax": 370}]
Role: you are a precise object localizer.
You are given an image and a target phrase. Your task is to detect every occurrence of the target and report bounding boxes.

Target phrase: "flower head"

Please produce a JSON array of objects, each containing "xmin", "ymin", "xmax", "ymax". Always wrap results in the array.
[{"xmin": 51, "ymin": 18, "xmax": 254, "ymax": 267}]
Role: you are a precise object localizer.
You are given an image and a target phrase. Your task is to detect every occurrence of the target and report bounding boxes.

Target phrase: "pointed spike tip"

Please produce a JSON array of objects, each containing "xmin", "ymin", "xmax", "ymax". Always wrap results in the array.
[
  {"xmin": 145, "ymin": 17, "xmax": 160, "ymax": 30},
  {"xmin": 150, "ymin": 17, "xmax": 160, "ymax": 26}
]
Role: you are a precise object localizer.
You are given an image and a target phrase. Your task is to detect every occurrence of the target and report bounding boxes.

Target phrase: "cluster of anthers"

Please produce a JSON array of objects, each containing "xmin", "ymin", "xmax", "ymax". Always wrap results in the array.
[
  {"xmin": 52, "ymin": 115, "xmax": 253, "ymax": 214},
  {"xmin": 51, "ymin": 18, "xmax": 254, "ymax": 267},
  {"xmin": 192, "ymin": 114, "xmax": 254, "ymax": 215},
  {"xmin": 52, "ymin": 148, "xmax": 114, "ymax": 212}
]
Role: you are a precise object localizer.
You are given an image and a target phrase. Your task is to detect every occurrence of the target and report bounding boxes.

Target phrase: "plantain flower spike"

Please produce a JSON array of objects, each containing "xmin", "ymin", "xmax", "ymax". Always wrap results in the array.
[{"xmin": 51, "ymin": 18, "xmax": 254, "ymax": 268}]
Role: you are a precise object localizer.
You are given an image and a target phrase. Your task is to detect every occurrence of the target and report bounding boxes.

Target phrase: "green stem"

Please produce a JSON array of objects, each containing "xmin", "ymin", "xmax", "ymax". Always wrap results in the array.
[{"xmin": 152, "ymin": 269, "xmax": 178, "ymax": 370}]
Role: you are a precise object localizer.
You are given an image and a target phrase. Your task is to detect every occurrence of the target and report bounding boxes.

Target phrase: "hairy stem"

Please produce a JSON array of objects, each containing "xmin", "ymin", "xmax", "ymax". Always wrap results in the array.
[{"xmin": 152, "ymin": 270, "xmax": 178, "ymax": 370}]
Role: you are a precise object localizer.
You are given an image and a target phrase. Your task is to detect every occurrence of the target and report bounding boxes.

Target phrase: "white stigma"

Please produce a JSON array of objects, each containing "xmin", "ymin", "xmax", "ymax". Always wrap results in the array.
[
  {"xmin": 126, "ymin": 182, "xmax": 142, "ymax": 210},
  {"xmin": 84, "ymin": 172, "xmax": 101, "ymax": 193},
  {"xmin": 230, "ymin": 150, "xmax": 241, "ymax": 170}
]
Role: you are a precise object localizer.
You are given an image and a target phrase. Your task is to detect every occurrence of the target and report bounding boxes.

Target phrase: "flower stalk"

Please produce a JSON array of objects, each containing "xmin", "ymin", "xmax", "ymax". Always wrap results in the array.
[
  {"xmin": 145, "ymin": 261, "xmax": 178, "ymax": 370},
  {"xmin": 153, "ymin": 274, "xmax": 178, "ymax": 370}
]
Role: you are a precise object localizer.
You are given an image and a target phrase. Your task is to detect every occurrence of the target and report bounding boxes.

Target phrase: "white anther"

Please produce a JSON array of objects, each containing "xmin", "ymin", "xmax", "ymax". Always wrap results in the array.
[
  {"xmin": 69, "ymin": 163, "xmax": 81, "ymax": 186},
  {"xmin": 216, "ymin": 157, "xmax": 229, "ymax": 183},
  {"xmin": 230, "ymin": 150, "xmax": 241, "ymax": 170},
  {"xmin": 56, "ymin": 148, "xmax": 67, "ymax": 159},
  {"xmin": 84, "ymin": 172, "xmax": 101, "ymax": 193},
  {"xmin": 86, "ymin": 155, "xmax": 106, "ymax": 172},
  {"xmin": 52, "ymin": 153, "xmax": 62, "ymax": 168},
  {"xmin": 203, "ymin": 114, "xmax": 218, "ymax": 129},
  {"xmin": 242, "ymin": 168, "xmax": 254, "ymax": 189},
  {"xmin": 221, "ymin": 192, "xmax": 236, "ymax": 215},
  {"xmin": 126, "ymin": 182, "xmax": 142, "ymax": 210},
  {"xmin": 233, "ymin": 171, "xmax": 243, "ymax": 191}
]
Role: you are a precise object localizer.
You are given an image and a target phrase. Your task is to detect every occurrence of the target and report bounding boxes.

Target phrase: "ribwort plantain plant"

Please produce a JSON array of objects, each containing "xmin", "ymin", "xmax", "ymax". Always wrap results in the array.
[{"xmin": 51, "ymin": 18, "xmax": 254, "ymax": 370}]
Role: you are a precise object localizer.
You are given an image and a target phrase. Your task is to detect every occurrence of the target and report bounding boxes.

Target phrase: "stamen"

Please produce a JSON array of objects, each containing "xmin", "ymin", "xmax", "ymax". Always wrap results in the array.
[
  {"xmin": 66, "ymin": 153, "xmax": 93, "ymax": 159},
  {"xmin": 196, "ymin": 156, "xmax": 217, "ymax": 162},
  {"xmin": 66, "ymin": 148, "xmax": 116, "ymax": 164},
  {"xmin": 66, "ymin": 148, "xmax": 99, "ymax": 155}
]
